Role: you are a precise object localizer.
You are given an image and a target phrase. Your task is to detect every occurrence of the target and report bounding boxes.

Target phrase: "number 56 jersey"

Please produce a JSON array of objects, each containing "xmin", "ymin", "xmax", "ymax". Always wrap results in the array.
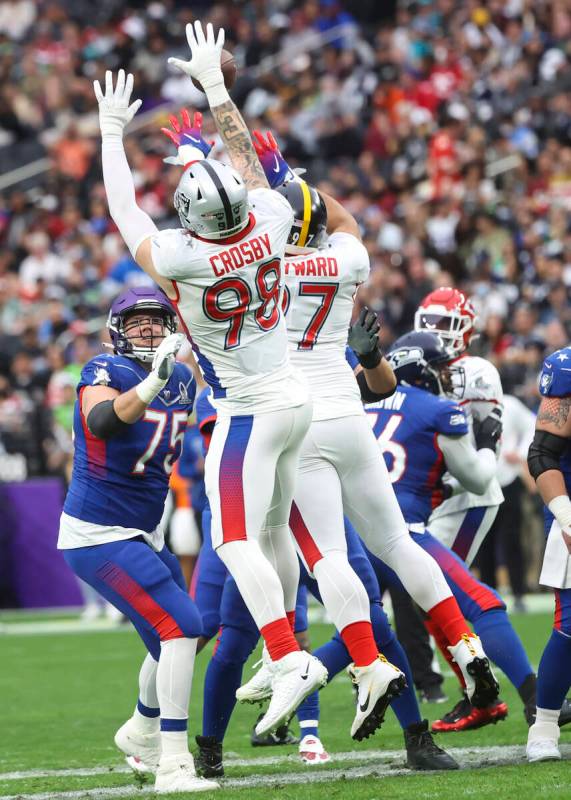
[
  {"xmin": 150, "ymin": 188, "xmax": 306, "ymax": 416},
  {"xmin": 59, "ymin": 354, "xmax": 195, "ymax": 547},
  {"xmin": 284, "ymin": 232, "xmax": 370, "ymax": 421}
]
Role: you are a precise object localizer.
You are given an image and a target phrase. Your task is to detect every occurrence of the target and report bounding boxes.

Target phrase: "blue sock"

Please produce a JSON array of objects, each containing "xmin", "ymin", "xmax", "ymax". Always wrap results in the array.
[
  {"xmin": 296, "ymin": 690, "xmax": 319, "ymax": 738},
  {"xmin": 537, "ymin": 629, "xmax": 571, "ymax": 710},
  {"xmin": 202, "ymin": 626, "xmax": 256, "ymax": 742},
  {"xmin": 370, "ymin": 602, "xmax": 421, "ymax": 729},
  {"xmin": 313, "ymin": 636, "xmax": 352, "ymax": 680},
  {"xmin": 473, "ymin": 608, "xmax": 534, "ymax": 689}
]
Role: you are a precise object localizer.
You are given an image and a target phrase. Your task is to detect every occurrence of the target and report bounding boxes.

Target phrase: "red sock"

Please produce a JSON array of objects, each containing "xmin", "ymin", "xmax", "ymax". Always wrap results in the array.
[
  {"xmin": 424, "ymin": 617, "xmax": 466, "ymax": 688},
  {"xmin": 260, "ymin": 617, "xmax": 300, "ymax": 661},
  {"xmin": 427, "ymin": 596, "xmax": 472, "ymax": 648},
  {"xmin": 340, "ymin": 620, "xmax": 379, "ymax": 667},
  {"xmin": 286, "ymin": 610, "xmax": 296, "ymax": 632}
]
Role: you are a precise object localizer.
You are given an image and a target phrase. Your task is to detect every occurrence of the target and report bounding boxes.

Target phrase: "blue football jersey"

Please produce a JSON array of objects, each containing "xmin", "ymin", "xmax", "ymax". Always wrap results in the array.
[
  {"xmin": 365, "ymin": 385, "xmax": 469, "ymax": 524},
  {"xmin": 538, "ymin": 347, "xmax": 571, "ymax": 529},
  {"xmin": 64, "ymin": 353, "xmax": 195, "ymax": 532}
]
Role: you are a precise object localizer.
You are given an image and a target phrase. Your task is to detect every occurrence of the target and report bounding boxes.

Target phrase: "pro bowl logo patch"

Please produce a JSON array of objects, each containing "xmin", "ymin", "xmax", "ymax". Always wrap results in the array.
[
  {"xmin": 540, "ymin": 371, "xmax": 554, "ymax": 394},
  {"xmin": 387, "ymin": 346, "xmax": 424, "ymax": 369},
  {"xmin": 92, "ymin": 367, "xmax": 111, "ymax": 386}
]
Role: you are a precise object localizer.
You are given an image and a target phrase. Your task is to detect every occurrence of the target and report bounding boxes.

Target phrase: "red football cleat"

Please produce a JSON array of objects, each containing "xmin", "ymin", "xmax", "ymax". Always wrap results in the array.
[{"xmin": 431, "ymin": 694, "xmax": 508, "ymax": 732}]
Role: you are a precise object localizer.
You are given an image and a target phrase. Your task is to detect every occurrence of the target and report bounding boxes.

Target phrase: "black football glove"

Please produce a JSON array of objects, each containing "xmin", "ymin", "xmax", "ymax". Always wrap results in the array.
[
  {"xmin": 474, "ymin": 407, "xmax": 503, "ymax": 452},
  {"xmin": 348, "ymin": 307, "xmax": 383, "ymax": 369}
]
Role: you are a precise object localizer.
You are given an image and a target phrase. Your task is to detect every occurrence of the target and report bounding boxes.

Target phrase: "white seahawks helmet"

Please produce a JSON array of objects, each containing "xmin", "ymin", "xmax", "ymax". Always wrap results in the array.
[{"xmin": 174, "ymin": 159, "xmax": 249, "ymax": 240}]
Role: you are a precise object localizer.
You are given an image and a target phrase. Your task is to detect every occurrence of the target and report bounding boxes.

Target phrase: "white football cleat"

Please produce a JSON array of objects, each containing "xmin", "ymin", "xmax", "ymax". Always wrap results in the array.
[
  {"xmin": 447, "ymin": 634, "xmax": 499, "ymax": 708},
  {"xmin": 349, "ymin": 655, "xmax": 407, "ymax": 741},
  {"xmin": 299, "ymin": 735, "xmax": 331, "ymax": 765},
  {"xmin": 155, "ymin": 753, "xmax": 220, "ymax": 793},
  {"xmin": 255, "ymin": 651, "xmax": 328, "ymax": 737},
  {"xmin": 236, "ymin": 647, "xmax": 273, "ymax": 704},
  {"xmin": 527, "ymin": 721, "xmax": 561, "ymax": 763},
  {"xmin": 115, "ymin": 717, "xmax": 161, "ymax": 773}
]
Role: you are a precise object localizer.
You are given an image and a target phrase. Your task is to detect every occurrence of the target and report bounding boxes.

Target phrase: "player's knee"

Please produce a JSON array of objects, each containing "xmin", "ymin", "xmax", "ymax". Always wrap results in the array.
[
  {"xmin": 214, "ymin": 625, "xmax": 259, "ymax": 666},
  {"xmin": 554, "ymin": 592, "xmax": 571, "ymax": 636},
  {"xmin": 162, "ymin": 599, "xmax": 203, "ymax": 642},
  {"xmin": 201, "ymin": 611, "xmax": 222, "ymax": 641}
]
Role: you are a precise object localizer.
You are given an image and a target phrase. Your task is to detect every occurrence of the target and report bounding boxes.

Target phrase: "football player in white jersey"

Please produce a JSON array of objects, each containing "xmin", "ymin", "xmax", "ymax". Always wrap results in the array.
[
  {"xmin": 92, "ymin": 21, "xmax": 327, "ymax": 756},
  {"xmin": 237, "ymin": 134, "xmax": 500, "ymax": 736},
  {"xmin": 414, "ymin": 288, "xmax": 504, "ymax": 564}
]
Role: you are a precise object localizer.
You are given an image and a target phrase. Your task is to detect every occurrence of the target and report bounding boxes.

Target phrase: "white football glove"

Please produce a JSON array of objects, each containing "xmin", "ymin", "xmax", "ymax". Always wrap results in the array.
[
  {"xmin": 168, "ymin": 21, "xmax": 225, "ymax": 95},
  {"xmin": 152, "ymin": 333, "xmax": 186, "ymax": 381},
  {"xmin": 93, "ymin": 69, "xmax": 142, "ymax": 138},
  {"xmin": 135, "ymin": 333, "xmax": 186, "ymax": 404}
]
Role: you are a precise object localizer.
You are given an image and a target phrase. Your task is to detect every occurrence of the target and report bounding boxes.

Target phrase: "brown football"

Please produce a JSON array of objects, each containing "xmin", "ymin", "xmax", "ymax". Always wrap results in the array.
[{"xmin": 192, "ymin": 49, "xmax": 237, "ymax": 93}]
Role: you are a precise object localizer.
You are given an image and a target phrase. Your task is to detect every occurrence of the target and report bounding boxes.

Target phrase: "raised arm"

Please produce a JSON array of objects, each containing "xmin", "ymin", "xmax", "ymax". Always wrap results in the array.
[
  {"xmin": 438, "ymin": 408, "xmax": 502, "ymax": 494},
  {"xmin": 169, "ymin": 22, "xmax": 268, "ymax": 190},
  {"xmin": 93, "ymin": 70, "xmax": 174, "ymax": 294},
  {"xmin": 321, "ymin": 190, "xmax": 362, "ymax": 239},
  {"xmin": 349, "ymin": 308, "xmax": 396, "ymax": 401}
]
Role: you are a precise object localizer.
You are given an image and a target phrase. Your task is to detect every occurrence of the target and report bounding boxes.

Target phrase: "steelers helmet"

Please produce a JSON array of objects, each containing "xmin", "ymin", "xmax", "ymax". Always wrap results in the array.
[{"xmin": 276, "ymin": 181, "xmax": 327, "ymax": 250}]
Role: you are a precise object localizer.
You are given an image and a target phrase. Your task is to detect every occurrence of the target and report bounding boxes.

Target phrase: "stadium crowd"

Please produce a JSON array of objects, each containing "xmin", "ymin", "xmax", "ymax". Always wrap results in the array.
[{"xmin": 0, "ymin": 0, "xmax": 570, "ymax": 588}]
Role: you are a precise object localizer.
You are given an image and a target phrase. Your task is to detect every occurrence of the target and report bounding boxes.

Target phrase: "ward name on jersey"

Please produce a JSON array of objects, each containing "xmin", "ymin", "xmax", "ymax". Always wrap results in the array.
[
  {"xmin": 150, "ymin": 188, "xmax": 306, "ymax": 415},
  {"xmin": 284, "ymin": 232, "xmax": 370, "ymax": 421},
  {"xmin": 366, "ymin": 385, "xmax": 469, "ymax": 525},
  {"xmin": 60, "ymin": 353, "xmax": 195, "ymax": 544},
  {"xmin": 430, "ymin": 354, "xmax": 504, "ymax": 517}
]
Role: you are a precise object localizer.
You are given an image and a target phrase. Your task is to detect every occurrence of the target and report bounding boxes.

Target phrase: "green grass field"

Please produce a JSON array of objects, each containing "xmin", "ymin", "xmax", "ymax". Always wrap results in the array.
[{"xmin": 1, "ymin": 609, "xmax": 569, "ymax": 799}]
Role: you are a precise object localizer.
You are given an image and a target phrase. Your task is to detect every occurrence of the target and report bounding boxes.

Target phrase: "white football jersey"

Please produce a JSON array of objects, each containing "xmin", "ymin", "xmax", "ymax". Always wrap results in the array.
[
  {"xmin": 151, "ymin": 188, "xmax": 308, "ymax": 415},
  {"xmin": 430, "ymin": 354, "xmax": 504, "ymax": 517},
  {"xmin": 284, "ymin": 232, "xmax": 370, "ymax": 421}
]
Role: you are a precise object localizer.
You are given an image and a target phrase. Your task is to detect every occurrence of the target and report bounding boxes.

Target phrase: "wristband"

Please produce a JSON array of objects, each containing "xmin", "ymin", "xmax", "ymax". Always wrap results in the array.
[
  {"xmin": 205, "ymin": 82, "xmax": 231, "ymax": 107},
  {"xmin": 135, "ymin": 371, "xmax": 167, "ymax": 404},
  {"xmin": 548, "ymin": 495, "xmax": 571, "ymax": 529},
  {"xmin": 358, "ymin": 347, "xmax": 382, "ymax": 370}
]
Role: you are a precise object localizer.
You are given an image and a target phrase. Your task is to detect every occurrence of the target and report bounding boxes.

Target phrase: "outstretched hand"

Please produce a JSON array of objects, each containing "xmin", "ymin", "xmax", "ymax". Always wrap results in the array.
[
  {"xmin": 161, "ymin": 109, "xmax": 213, "ymax": 165},
  {"xmin": 93, "ymin": 70, "xmax": 142, "ymax": 138},
  {"xmin": 168, "ymin": 21, "xmax": 225, "ymax": 95},
  {"xmin": 252, "ymin": 130, "xmax": 297, "ymax": 188}
]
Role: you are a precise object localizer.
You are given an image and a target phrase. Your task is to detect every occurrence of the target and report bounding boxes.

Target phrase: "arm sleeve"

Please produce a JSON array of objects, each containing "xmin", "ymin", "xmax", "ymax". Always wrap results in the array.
[
  {"xmin": 437, "ymin": 434, "xmax": 497, "ymax": 494},
  {"xmin": 101, "ymin": 139, "xmax": 158, "ymax": 258},
  {"xmin": 355, "ymin": 369, "xmax": 395, "ymax": 403}
]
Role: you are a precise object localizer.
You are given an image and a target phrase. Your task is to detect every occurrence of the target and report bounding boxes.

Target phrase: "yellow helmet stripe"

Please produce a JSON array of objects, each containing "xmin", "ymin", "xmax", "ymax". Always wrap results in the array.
[{"xmin": 298, "ymin": 181, "xmax": 312, "ymax": 247}]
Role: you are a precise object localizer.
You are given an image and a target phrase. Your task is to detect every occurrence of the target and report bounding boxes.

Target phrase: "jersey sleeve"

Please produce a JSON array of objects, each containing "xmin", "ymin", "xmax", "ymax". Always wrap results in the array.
[
  {"xmin": 328, "ymin": 232, "xmax": 370, "ymax": 284},
  {"xmin": 77, "ymin": 356, "xmax": 127, "ymax": 394},
  {"xmin": 150, "ymin": 228, "xmax": 198, "ymax": 280},
  {"xmin": 434, "ymin": 400, "xmax": 469, "ymax": 436},
  {"xmin": 539, "ymin": 349, "xmax": 571, "ymax": 397},
  {"xmin": 345, "ymin": 346, "xmax": 360, "ymax": 370}
]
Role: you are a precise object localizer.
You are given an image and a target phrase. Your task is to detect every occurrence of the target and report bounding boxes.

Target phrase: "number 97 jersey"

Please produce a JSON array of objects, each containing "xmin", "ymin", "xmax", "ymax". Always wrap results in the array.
[
  {"xmin": 150, "ymin": 188, "xmax": 304, "ymax": 416},
  {"xmin": 283, "ymin": 232, "xmax": 370, "ymax": 421}
]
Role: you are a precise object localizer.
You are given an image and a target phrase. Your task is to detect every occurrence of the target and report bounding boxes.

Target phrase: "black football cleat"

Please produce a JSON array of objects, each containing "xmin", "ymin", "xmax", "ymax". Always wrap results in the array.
[
  {"xmin": 405, "ymin": 720, "xmax": 460, "ymax": 770},
  {"xmin": 251, "ymin": 713, "xmax": 299, "ymax": 746},
  {"xmin": 559, "ymin": 697, "xmax": 571, "ymax": 727},
  {"xmin": 195, "ymin": 735, "xmax": 224, "ymax": 778},
  {"xmin": 418, "ymin": 684, "xmax": 448, "ymax": 704}
]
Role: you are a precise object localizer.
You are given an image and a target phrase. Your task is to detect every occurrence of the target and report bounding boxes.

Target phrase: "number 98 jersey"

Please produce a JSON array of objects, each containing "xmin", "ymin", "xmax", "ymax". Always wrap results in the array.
[
  {"xmin": 150, "ymin": 188, "xmax": 306, "ymax": 416},
  {"xmin": 61, "ymin": 354, "xmax": 195, "ymax": 541},
  {"xmin": 284, "ymin": 232, "xmax": 370, "ymax": 421}
]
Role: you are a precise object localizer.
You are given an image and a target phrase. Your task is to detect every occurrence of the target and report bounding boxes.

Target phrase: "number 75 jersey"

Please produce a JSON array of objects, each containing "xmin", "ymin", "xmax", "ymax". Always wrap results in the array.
[
  {"xmin": 150, "ymin": 188, "xmax": 306, "ymax": 415},
  {"xmin": 62, "ymin": 354, "xmax": 195, "ymax": 536},
  {"xmin": 284, "ymin": 232, "xmax": 370, "ymax": 421}
]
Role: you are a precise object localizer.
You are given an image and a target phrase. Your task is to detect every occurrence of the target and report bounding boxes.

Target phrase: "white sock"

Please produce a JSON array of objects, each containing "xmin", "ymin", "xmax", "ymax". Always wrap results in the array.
[
  {"xmin": 157, "ymin": 638, "xmax": 197, "ymax": 757},
  {"xmin": 535, "ymin": 707, "xmax": 560, "ymax": 726}
]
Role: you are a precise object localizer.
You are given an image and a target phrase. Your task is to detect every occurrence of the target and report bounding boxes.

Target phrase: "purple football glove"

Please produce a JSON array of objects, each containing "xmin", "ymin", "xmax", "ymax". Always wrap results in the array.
[
  {"xmin": 252, "ymin": 130, "xmax": 298, "ymax": 188},
  {"xmin": 161, "ymin": 109, "xmax": 213, "ymax": 166}
]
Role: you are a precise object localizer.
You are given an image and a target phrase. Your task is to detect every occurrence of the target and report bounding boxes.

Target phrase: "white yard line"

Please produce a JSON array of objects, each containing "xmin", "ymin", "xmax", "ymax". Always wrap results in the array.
[{"xmin": 1, "ymin": 743, "xmax": 570, "ymax": 795}]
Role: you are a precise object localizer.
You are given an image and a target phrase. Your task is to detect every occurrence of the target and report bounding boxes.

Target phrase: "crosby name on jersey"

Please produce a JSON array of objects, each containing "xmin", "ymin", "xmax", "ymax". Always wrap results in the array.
[{"xmin": 150, "ymin": 188, "xmax": 307, "ymax": 415}]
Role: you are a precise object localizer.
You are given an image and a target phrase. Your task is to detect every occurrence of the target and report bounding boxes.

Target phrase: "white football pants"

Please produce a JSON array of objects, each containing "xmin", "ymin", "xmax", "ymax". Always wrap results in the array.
[
  {"xmin": 428, "ymin": 505, "xmax": 499, "ymax": 567},
  {"xmin": 291, "ymin": 415, "xmax": 453, "ymax": 614},
  {"xmin": 206, "ymin": 401, "xmax": 312, "ymax": 630}
]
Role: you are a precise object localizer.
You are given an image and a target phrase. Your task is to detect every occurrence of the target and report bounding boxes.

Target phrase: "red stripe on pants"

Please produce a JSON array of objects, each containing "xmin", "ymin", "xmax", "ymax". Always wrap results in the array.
[{"xmin": 289, "ymin": 502, "xmax": 323, "ymax": 571}]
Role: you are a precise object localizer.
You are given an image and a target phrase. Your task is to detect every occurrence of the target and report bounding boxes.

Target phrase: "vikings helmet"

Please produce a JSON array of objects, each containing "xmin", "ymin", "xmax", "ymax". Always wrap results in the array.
[
  {"xmin": 107, "ymin": 287, "xmax": 178, "ymax": 363},
  {"xmin": 387, "ymin": 331, "xmax": 465, "ymax": 396}
]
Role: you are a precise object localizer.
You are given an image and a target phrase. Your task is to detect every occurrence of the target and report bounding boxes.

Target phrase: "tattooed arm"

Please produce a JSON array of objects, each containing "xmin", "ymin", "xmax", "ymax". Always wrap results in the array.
[
  {"xmin": 210, "ymin": 100, "xmax": 269, "ymax": 190},
  {"xmin": 533, "ymin": 395, "xmax": 571, "ymax": 505},
  {"xmin": 168, "ymin": 21, "xmax": 268, "ymax": 190}
]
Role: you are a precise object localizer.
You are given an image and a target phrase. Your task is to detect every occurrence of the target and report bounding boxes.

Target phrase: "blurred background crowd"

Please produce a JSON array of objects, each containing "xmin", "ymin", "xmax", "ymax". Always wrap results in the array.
[{"xmin": 1, "ymin": 0, "xmax": 570, "ymax": 594}]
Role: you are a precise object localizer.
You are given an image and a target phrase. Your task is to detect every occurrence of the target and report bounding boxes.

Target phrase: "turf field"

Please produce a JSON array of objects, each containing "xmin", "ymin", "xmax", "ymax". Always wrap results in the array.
[{"xmin": 1, "ymin": 608, "xmax": 570, "ymax": 800}]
